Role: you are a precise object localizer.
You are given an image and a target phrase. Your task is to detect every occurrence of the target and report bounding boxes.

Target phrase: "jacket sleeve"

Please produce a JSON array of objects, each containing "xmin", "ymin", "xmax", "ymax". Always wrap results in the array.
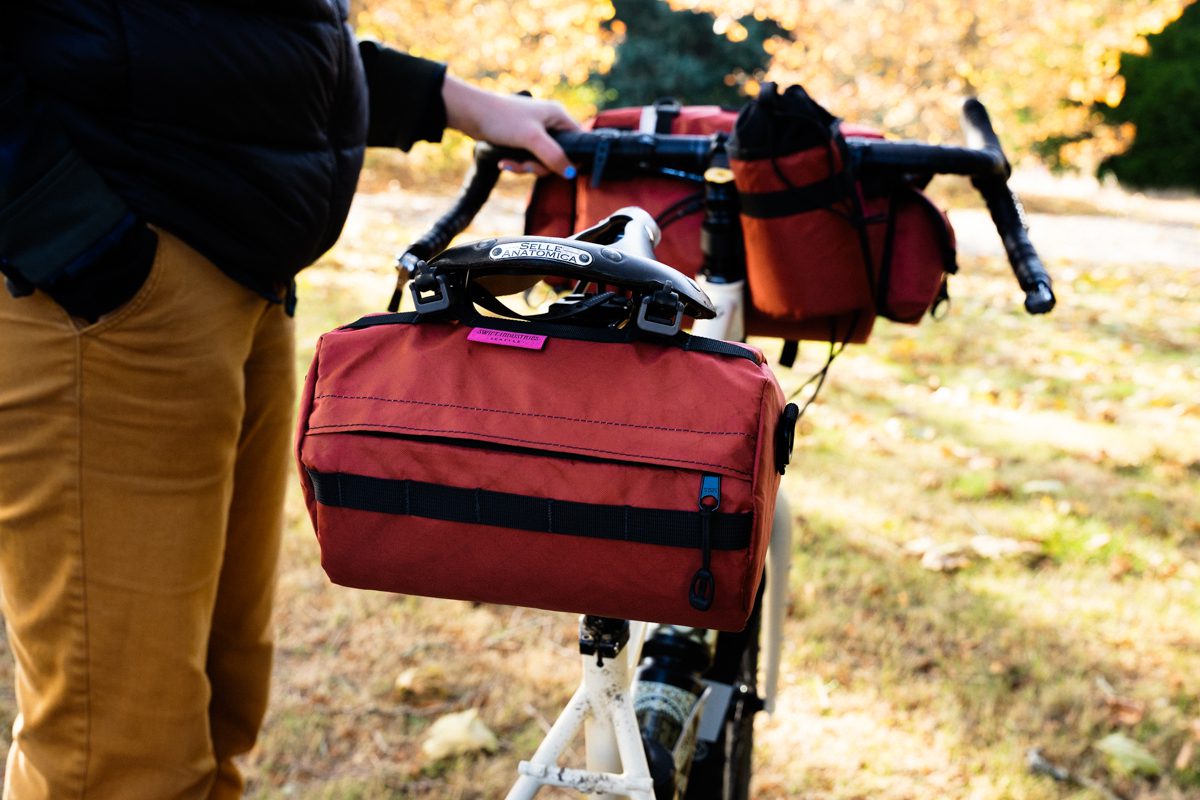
[
  {"xmin": 357, "ymin": 40, "xmax": 448, "ymax": 151},
  {"xmin": 0, "ymin": 52, "xmax": 134, "ymax": 289}
]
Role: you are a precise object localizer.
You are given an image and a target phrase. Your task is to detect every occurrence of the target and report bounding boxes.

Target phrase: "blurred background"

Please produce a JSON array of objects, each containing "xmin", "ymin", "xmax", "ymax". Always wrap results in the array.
[
  {"xmin": 4, "ymin": 2, "xmax": 1195, "ymax": 798},
  {"xmin": 353, "ymin": 0, "xmax": 1200, "ymax": 190},
  {"xmin": 273, "ymin": 2, "xmax": 1200, "ymax": 797},
  {"xmin": 262, "ymin": 2, "xmax": 1200, "ymax": 794}
]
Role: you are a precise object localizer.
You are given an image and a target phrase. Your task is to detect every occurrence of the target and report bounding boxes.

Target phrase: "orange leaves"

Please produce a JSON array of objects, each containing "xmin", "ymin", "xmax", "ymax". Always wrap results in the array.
[
  {"xmin": 356, "ymin": 0, "xmax": 1193, "ymax": 167},
  {"xmin": 680, "ymin": 0, "xmax": 1192, "ymax": 168},
  {"xmin": 355, "ymin": 0, "xmax": 619, "ymax": 102}
]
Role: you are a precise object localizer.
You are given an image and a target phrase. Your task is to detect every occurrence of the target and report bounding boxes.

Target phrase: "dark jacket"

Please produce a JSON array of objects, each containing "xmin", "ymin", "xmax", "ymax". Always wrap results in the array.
[{"xmin": 0, "ymin": 0, "xmax": 447, "ymax": 301}]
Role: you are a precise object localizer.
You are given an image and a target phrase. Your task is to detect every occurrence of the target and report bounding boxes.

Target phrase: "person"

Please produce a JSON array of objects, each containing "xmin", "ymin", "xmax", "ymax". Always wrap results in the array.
[{"xmin": 0, "ymin": 2, "xmax": 578, "ymax": 797}]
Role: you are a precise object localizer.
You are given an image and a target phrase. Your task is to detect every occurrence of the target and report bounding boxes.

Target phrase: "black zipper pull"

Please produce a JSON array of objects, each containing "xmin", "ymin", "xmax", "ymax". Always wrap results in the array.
[{"xmin": 689, "ymin": 474, "xmax": 720, "ymax": 611}]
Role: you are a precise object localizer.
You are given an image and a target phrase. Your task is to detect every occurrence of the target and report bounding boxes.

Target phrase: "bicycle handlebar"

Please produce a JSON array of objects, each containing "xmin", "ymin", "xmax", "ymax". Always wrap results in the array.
[
  {"xmin": 958, "ymin": 99, "xmax": 1055, "ymax": 313},
  {"xmin": 401, "ymin": 98, "xmax": 1054, "ymax": 315}
]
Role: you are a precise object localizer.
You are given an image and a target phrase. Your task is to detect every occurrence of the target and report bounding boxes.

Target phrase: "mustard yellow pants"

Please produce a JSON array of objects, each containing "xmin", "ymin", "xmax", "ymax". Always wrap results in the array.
[{"xmin": 0, "ymin": 230, "xmax": 294, "ymax": 798}]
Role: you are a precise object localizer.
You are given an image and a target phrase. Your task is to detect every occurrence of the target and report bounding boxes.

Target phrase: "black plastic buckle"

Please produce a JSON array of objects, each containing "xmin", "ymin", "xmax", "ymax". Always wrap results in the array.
[
  {"xmin": 409, "ymin": 267, "xmax": 452, "ymax": 314},
  {"xmin": 775, "ymin": 403, "xmax": 800, "ymax": 475},
  {"xmin": 636, "ymin": 282, "xmax": 684, "ymax": 336}
]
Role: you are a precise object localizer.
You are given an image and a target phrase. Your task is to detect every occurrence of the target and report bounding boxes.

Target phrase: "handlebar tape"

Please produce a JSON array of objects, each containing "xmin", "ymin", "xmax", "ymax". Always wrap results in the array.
[
  {"xmin": 405, "ymin": 145, "xmax": 504, "ymax": 261},
  {"xmin": 973, "ymin": 176, "xmax": 1056, "ymax": 313},
  {"xmin": 959, "ymin": 99, "xmax": 1054, "ymax": 313}
]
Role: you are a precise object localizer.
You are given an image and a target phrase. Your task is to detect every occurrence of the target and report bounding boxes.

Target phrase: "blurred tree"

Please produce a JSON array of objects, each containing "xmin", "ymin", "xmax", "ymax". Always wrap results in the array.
[
  {"xmin": 347, "ymin": 0, "xmax": 1192, "ymax": 170},
  {"xmin": 594, "ymin": 0, "xmax": 786, "ymax": 107},
  {"xmin": 353, "ymin": 0, "xmax": 618, "ymax": 107},
  {"xmin": 671, "ymin": 0, "xmax": 1191, "ymax": 166},
  {"xmin": 1100, "ymin": 2, "xmax": 1200, "ymax": 190}
]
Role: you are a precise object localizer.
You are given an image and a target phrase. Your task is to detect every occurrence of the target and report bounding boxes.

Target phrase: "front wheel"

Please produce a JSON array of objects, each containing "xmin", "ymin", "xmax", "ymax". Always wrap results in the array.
[{"xmin": 683, "ymin": 585, "xmax": 763, "ymax": 799}]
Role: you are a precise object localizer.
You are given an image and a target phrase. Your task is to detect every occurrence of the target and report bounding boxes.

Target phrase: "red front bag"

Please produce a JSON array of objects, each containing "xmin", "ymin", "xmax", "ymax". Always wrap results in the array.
[{"xmin": 296, "ymin": 314, "xmax": 789, "ymax": 631}]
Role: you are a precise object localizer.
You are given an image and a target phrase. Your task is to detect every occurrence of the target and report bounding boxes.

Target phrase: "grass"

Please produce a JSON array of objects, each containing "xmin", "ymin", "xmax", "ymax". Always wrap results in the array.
[{"xmin": 0, "ymin": 173, "xmax": 1196, "ymax": 798}]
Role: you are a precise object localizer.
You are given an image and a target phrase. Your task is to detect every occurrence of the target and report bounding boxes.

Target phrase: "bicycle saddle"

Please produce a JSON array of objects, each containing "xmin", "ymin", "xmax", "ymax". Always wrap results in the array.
[{"xmin": 424, "ymin": 211, "xmax": 717, "ymax": 321}]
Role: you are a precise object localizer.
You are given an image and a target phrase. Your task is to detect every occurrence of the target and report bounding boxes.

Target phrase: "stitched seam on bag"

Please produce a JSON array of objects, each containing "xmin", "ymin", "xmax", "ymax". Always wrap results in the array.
[
  {"xmin": 313, "ymin": 393, "xmax": 753, "ymax": 438},
  {"xmin": 306, "ymin": 421, "xmax": 753, "ymax": 476}
]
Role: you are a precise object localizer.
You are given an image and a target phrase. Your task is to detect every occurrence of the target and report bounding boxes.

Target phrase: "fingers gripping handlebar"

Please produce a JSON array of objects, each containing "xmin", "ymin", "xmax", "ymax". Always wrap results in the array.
[
  {"xmin": 397, "ymin": 97, "xmax": 1053, "ymax": 316},
  {"xmin": 398, "ymin": 130, "xmax": 708, "ymax": 269}
]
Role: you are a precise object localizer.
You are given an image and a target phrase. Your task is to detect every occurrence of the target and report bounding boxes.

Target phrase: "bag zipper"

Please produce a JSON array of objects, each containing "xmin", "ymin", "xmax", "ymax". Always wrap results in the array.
[{"xmin": 689, "ymin": 474, "xmax": 721, "ymax": 611}]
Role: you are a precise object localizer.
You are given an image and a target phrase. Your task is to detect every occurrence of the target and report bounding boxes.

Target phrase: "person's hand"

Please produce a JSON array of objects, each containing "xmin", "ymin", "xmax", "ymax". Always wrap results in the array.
[
  {"xmin": 442, "ymin": 75, "xmax": 580, "ymax": 178},
  {"xmin": 45, "ymin": 220, "xmax": 157, "ymax": 324}
]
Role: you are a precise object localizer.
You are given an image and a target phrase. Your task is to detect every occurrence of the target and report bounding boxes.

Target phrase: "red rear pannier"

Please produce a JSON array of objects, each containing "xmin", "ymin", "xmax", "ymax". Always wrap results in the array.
[{"xmin": 296, "ymin": 313, "xmax": 789, "ymax": 631}]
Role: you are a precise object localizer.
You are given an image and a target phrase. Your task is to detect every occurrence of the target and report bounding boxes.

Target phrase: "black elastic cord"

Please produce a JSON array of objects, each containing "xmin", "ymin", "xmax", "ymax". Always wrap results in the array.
[{"xmin": 786, "ymin": 311, "xmax": 858, "ymax": 416}]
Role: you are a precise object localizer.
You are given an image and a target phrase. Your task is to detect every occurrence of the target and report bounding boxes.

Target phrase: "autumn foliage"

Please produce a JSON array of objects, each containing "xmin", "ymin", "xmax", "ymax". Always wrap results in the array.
[{"xmin": 352, "ymin": 0, "xmax": 1192, "ymax": 168}]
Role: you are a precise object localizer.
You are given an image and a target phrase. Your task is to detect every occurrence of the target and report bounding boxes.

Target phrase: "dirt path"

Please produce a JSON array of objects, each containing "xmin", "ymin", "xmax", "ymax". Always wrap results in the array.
[
  {"xmin": 951, "ymin": 208, "xmax": 1200, "ymax": 270},
  {"xmin": 351, "ymin": 178, "xmax": 1200, "ymax": 274}
]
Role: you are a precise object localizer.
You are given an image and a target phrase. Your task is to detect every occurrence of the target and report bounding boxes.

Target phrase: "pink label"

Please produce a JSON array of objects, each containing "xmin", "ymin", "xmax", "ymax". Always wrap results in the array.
[{"xmin": 467, "ymin": 327, "xmax": 547, "ymax": 350}]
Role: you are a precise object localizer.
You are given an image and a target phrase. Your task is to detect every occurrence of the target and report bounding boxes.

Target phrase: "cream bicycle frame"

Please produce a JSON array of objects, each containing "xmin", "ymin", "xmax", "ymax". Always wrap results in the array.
[{"xmin": 504, "ymin": 209, "xmax": 794, "ymax": 799}]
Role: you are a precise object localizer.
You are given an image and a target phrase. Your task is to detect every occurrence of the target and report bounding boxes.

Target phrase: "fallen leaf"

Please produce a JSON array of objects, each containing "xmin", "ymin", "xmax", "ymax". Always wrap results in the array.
[
  {"xmin": 1175, "ymin": 739, "xmax": 1194, "ymax": 772},
  {"xmin": 970, "ymin": 534, "xmax": 1039, "ymax": 560},
  {"xmin": 905, "ymin": 536, "xmax": 937, "ymax": 556},
  {"xmin": 422, "ymin": 708, "xmax": 499, "ymax": 761},
  {"xmin": 1095, "ymin": 732, "xmax": 1161, "ymax": 777},
  {"xmin": 921, "ymin": 544, "xmax": 970, "ymax": 573},
  {"xmin": 1102, "ymin": 695, "xmax": 1146, "ymax": 727},
  {"xmin": 918, "ymin": 471, "xmax": 943, "ymax": 490},
  {"xmin": 1109, "ymin": 555, "xmax": 1134, "ymax": 580},
  {"xmin": 393, "ymin": 664, "xmax": 450, "ymax": 702},
  {"xmin": 1021, "ymin": 479, "xmax": 1066, "ymax": 496}
]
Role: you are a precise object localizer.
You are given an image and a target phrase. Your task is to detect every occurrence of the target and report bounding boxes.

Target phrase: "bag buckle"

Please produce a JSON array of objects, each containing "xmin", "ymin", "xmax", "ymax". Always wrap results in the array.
[
  {"xmin": 409, "ymin": 265, "xmax": 452, "ymax": 313},
  {"xmin": 636, "ymin": 282, "xmax": 684, "ymax": 336}
]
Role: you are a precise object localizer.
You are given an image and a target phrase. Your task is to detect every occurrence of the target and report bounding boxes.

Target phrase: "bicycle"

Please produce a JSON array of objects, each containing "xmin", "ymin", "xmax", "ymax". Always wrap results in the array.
[{"xmin": 379, "ymin": 96, "xmax": 1053, "ymax": 800}]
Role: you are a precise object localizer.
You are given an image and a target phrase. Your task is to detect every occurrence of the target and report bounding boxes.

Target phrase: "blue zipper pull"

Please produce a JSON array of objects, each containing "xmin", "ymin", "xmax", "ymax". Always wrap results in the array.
[{"xmin": 689, "ymin": 474, "xmax": 720, "ymax": 611}]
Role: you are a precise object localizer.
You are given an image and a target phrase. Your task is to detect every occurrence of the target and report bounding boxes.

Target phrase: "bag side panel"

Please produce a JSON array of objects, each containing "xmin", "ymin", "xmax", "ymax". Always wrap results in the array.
[
  {"xmin": 877, "ymin": 187, "xmax": 958, "ymax": 323},
  {"xmin": 304, "ymin": 431, "xmax": 760, "ymax": 630},
  {"xmin": 295, "ymin": 334, "xmax": 325, "ymax": 528},
  {"xmin": 305, "ymin": 323, "xmax": 766, "ymax": 477}
]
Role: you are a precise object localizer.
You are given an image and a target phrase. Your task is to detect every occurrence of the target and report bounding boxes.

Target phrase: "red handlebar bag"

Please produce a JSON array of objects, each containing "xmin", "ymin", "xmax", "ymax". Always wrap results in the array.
[
  {"xmin": 527, "ymin": 92, "xmax": 957, "ymax": 348},
  {"xmin": 728, "ymin": 84, "xmax": 957, "ymax": 344},
  {"xmin": 296, "ymin": 313, "xmax": 791, "ymax": 631},
  {"xmin": 526, "ymin": 101, "xmax": 737, "ymax": 277}
]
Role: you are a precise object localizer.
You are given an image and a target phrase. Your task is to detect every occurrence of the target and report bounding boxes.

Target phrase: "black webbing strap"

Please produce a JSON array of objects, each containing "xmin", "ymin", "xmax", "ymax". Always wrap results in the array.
[
  {"xmin": 779, "ymin": 339, "xmax": 799, "ymax": 368},
  {"xmin": 653, "ymin": 98, "xmax": 681, "ymax": 133},
  {"xmin": 339, "ymin": 311, "xmax": 762, "ymax": 365},
  {"xmin": 341, "ymin": 311, "xmax": 423, "ymax": 329},
  {"xmin": 676, "ymin": 333, "xmax": 761, "ymax": 364},
  {"xmin": 737, "ymin": 174, "xmax": 846, "ymax": 219},
  {"xmin": 307, "ymin": 469, "xmax": 753, "ymax": 551}
]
